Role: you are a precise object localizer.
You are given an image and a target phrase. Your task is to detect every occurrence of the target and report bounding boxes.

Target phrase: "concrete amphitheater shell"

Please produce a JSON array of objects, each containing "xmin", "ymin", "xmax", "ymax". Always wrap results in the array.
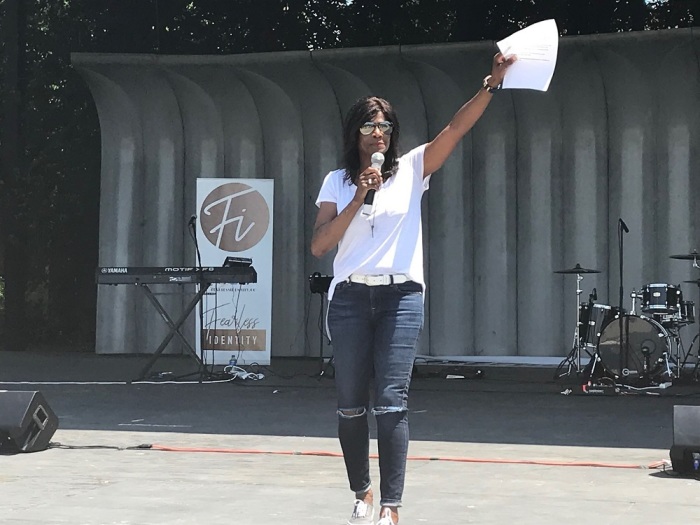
[{"xmin": 72, "ymin": 27, "xmax": 700, "ymax": 364}]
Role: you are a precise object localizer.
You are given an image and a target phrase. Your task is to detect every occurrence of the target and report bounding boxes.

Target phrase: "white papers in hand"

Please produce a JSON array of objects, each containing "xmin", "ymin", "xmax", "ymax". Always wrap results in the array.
[{"xmin": 497, "ymin": 19, "xmax": 559, "ymax": 91}]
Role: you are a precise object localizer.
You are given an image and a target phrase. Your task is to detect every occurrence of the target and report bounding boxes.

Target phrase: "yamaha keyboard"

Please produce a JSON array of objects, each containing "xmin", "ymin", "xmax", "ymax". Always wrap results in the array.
[
  {"xmin": 96, "ymin": 263, "xmax": 257, "ymax": 382},
  {"xmin": 96, "ymin": 266, "xmax": 257, "ymax": 285}
]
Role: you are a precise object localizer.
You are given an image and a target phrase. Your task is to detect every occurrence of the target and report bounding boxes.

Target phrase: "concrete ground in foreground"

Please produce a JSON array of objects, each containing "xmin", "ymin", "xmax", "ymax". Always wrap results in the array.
[{"xmin": 1, "ymin": 351, "xmax": 700, "ymax": 524}]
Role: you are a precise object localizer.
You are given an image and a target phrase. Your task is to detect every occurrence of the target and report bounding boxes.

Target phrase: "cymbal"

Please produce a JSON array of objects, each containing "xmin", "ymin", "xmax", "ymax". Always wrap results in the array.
[
  {"xmin": 683, "ymin": 279, "xmax": 700, "ymax": 285},
  {"xmin": 670, "ymin": 250, "xmax": 700, "ymax": 260},
  {"xmin": 553, "ymin": 263, "xmax": 601, "ymax": 274}
]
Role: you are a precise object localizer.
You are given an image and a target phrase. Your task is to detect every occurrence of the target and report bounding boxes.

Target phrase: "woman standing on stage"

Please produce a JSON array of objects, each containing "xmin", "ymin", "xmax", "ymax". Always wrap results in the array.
[{"xmin": 311, "ymin": 51, "xmax": 515, "ymax": 525}]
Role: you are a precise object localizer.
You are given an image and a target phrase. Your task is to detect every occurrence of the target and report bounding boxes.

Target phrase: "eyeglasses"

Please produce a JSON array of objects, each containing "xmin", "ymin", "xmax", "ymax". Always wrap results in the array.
[{"xmin": 359, "ymin": 121, "xmax": 393, "ymax": 136}]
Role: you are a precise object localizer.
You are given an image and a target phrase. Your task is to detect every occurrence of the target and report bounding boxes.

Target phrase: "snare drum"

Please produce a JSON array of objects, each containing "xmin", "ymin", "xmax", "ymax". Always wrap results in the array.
[{"xmin": 641, "ymin": 283, "xmax": 682, "ymax": 314}]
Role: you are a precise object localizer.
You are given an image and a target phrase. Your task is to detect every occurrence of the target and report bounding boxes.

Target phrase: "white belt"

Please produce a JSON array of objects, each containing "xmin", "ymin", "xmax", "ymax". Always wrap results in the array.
[{"xmin": 348, "ymin": 274, "xmax": 409, "ymax": 286}]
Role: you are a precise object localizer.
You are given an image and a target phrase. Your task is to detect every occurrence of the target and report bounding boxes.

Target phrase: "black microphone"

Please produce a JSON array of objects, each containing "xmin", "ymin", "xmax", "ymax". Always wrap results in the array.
[
  {"xmin": 362, "ymin": 152, "xmax": 385, "ymax": 217},
  {"xmin": 592, "ymin": 287, "xmax": 597, "ymax": 301},
  {"xmin": 187, "ymin": 214, "xmax": 203, "ymax": 269},
  {"xmin": 619, "ymin": 218, "xmax": 629, "ymax": 233}
]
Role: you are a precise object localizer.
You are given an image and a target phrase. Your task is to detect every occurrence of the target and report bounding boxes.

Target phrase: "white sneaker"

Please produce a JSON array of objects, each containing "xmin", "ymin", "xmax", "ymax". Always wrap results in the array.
[
  {"xmin": 347, "ymin": 499, "xmax": 374, "ymax": 525},
  {"xmin": 376, "ymin": 508, "xmax": 396, "ymax": 525}
]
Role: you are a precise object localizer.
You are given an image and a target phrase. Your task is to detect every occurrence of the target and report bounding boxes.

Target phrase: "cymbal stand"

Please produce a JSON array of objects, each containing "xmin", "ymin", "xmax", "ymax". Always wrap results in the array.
[
  {"xmin": 675, "ymin": 328, "xmax": 685, "ymax": 367},
  {"xmin": 662, "ymin": 325, "xmax": 684, "ymax": 379},
  {"xmin": 687, "ymin": 333, "xmax": 700, "ymax": 380},
  {"xmin": 659, "ymin": 324, "xmax": 697, "ymax": 379},
  {"xmin": 675, "ymin": 273, "xmax": 700, "ymax": 381},
  {"xmin": 661, "ymin": 351, "xmax": 675, "ymax": 381},
  {"xmin": 683, "ymin": 276, "xmax": 700, "ymax": 380},
  {"xmin": 585, "ymin": 351, "xmax": 605, "ymax": 382},
  {"xmin": 669, "ymin": 251, "xmax": 700, "ymax": 380},
  {"xmin": 555, "ymin": 271, "xmax": 586, "ymax": 379},
  {"xmin": 690, "ymin": 257, "xmax": 700, "ymax": 380}
]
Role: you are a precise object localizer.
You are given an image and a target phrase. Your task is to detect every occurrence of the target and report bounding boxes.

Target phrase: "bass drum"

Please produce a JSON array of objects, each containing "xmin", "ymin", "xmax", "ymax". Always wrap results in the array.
[{"xmin": 596, "ymin": 314, "xmax": 671, "ymax": 384}]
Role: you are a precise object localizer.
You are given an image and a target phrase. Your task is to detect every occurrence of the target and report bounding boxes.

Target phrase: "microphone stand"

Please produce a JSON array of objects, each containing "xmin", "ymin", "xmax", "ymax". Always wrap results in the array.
[
  {"xmin": 188, "ymin": 215, "xmax": 207, "ymax": 382},
  {"xmin": 618, "ymin": 219, "xmax": 629, "ymax": 381}
]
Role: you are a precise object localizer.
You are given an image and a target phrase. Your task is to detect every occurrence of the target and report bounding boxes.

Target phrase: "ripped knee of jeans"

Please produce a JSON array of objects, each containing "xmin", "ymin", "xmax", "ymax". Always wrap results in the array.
[
  {"xmin": 337, "ymin": 406, "xmax": 367, "ymax": 419},
  {"xmin": 372, "ymin": 406, "xmax": 407, "ymax": 416}
]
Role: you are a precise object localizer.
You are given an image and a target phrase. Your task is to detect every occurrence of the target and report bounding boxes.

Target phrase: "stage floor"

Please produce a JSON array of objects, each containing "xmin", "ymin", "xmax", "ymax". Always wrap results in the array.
[{"xmin": 1, "ymin": 351, "xmax": 700, "ymax": 524}]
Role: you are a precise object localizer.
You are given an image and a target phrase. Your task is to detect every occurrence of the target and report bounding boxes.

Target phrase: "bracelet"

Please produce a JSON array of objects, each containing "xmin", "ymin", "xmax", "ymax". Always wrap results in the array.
[{"xmin": 482, "ymin": 75, "xmax": 501, "ymax": 94}]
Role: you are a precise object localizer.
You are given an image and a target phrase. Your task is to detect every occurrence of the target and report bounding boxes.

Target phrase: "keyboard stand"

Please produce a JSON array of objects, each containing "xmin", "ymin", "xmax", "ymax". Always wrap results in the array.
[{"xmin": 134, "ymin": 282, "xmax": 211, "ymax": 382}]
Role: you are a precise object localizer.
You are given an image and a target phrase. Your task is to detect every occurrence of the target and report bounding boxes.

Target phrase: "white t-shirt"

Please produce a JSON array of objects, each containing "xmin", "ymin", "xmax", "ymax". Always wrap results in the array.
[{"xmin": 315, "ymin": 144, "xmax": 431, "ymax": 300}]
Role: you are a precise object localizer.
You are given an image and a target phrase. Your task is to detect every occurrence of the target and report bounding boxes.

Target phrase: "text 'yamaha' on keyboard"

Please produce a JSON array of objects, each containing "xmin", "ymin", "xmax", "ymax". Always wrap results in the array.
[{"xmin": 95, "ymin": 266, "xmax": 257, "ymax": 285}]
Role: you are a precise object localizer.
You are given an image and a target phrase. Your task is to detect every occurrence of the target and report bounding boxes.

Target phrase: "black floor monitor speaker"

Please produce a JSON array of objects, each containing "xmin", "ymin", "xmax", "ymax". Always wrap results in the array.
[
  {"xmin": 0, "ymin": 390, "xmax": 59, "ymax": 453},
  {"xmin": 670, "ymin": 405, "xmax": 700, "ymax": 474}
]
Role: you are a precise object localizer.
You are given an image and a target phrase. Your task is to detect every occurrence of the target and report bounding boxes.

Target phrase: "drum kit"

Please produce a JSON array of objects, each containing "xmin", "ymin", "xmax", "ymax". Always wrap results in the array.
[{"xmin": 555, "ymin": 250, "xmax": 700, "ymax": 388}]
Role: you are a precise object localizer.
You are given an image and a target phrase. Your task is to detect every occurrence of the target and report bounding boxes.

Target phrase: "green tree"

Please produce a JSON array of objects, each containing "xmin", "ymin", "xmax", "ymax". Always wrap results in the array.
[
  {"xmin": 648, "ymin": 0, "xmax": 698, "ymax": 27},
  {"xmin": 0, "ymin": 0, "xmax": 28, "ymax": 351},
  {"xmin": 1, "ymin": 0, "xmax": 101, "ymax": 349}
]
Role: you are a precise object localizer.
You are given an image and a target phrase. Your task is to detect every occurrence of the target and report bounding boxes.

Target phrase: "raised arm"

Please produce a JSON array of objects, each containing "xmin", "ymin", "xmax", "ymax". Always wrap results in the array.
[{"xmin": 423, "ymin": 52, "xmax": 516, "ymax": 177}]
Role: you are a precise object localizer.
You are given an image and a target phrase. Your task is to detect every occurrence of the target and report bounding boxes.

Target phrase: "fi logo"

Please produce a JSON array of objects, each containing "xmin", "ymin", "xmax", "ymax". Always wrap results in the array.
[{"xmin": 200, "ymin": 182, "xmax": 270, "ymax": 252}]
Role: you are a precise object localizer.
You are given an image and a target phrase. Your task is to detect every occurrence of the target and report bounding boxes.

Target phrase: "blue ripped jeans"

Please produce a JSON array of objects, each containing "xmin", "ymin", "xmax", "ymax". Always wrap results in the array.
[{"xmin": 327, "ymin": 280, "xmax": 424, "ymax": 508}]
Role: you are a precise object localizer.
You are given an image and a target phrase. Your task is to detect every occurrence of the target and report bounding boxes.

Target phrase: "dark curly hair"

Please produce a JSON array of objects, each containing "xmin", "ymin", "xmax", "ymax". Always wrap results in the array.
[{"xmin": 341, "ymin": 96, "xmax": 400, "ymax": 185}]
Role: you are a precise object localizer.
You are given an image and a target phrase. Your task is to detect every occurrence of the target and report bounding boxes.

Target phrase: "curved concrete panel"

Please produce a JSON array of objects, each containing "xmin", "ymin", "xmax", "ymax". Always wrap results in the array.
[
  {"xmin": 555, "ymin": 40, "xmax": 610, "ymax": 353},
  {"xmin": 595, "ymin": 37, "xmax": 659, "ymax": 304},
  {"xmin": 74, "ymin": 67, "xmax": 143, "ymax": 355},
  {"xmin": 230, "ymin": 68, "xmax": 305, "ymax": 357},
  {"xmin": 402, "ymin": 55, "xmax": 473, "ymax": 357},
  {"xmin": 471, "ymin": 108, "xmax": 518, "ymax": 357},
  {"xmin": 159, "ymin": 69, "xmax": 226, "ymax": 347},
  {"xmin": 310, "ymin": 61, "xmax": 373, "ymax": 123},
  {"xmin": 653, "ymin": 32, "xmax": 700, "ymax": 288},
  {"xmin": 512, "ymin": 88, "xmax": 563, "ymax": 356},
  {"xmin": 211, "ymin": 72, "xmax": 263, "ymax": 181},
  {"xmin": 163, "ymin": 68, "xmax": 225, "ymax": 215},
  {"xmin": 128, "ymin": 69, "xmax": 185, "ymax": 355}
]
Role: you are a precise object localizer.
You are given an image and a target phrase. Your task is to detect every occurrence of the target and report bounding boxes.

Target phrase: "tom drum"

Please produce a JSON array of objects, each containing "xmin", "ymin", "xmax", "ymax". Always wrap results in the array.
[{"xmin": 641, "ymin": 283, "xmax": 682, "ymax": 315}]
